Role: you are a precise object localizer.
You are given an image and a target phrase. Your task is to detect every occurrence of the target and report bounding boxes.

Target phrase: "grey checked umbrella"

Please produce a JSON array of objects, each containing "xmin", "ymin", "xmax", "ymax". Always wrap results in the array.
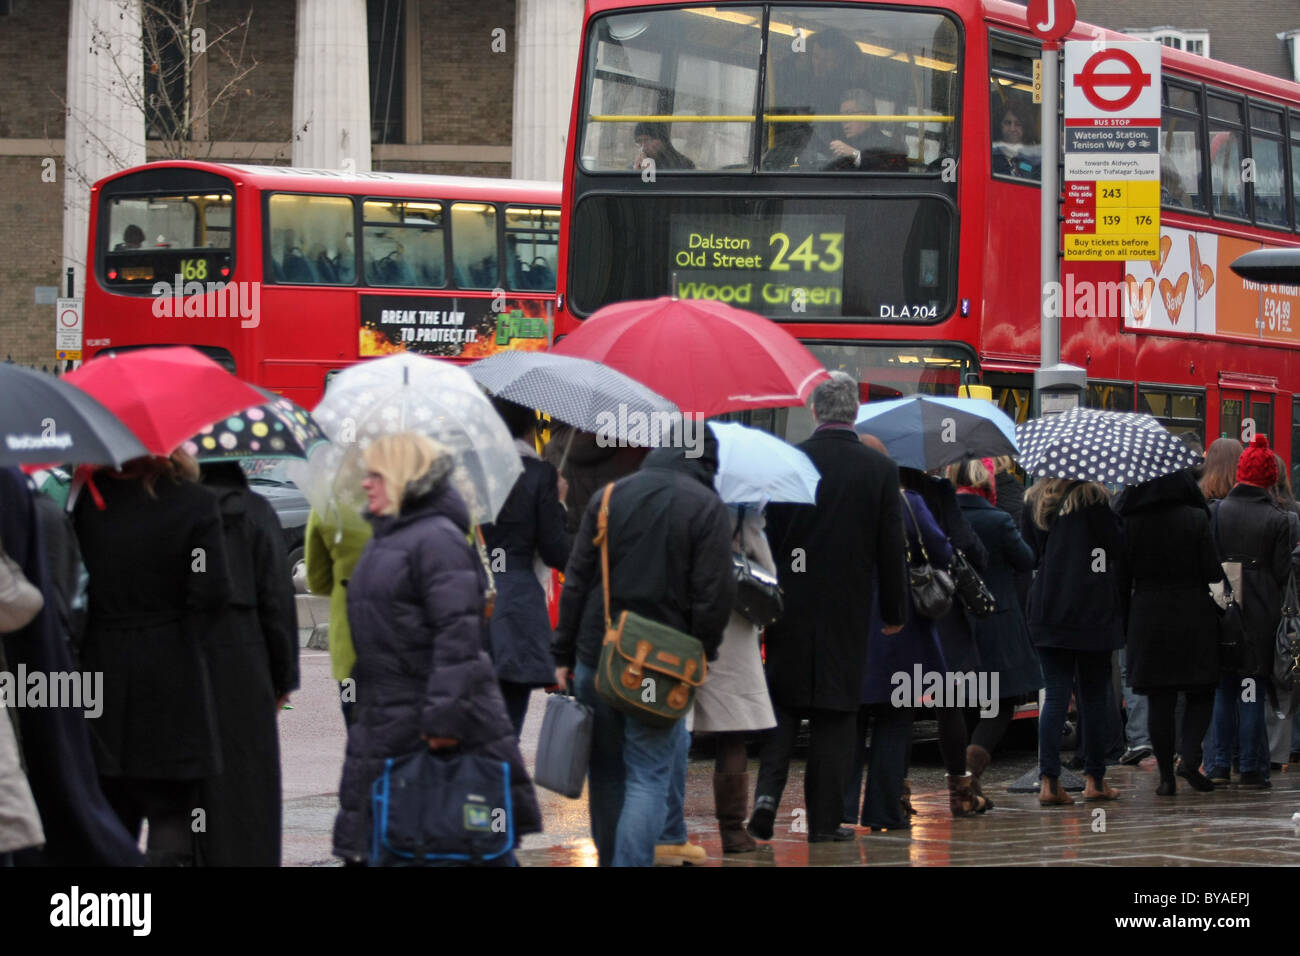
[
  {"xmin": 1016, "ymin": 408, "xmax": 1202, "ymax": 486},
  {"xmin": 468, "ymin": 352, "xmax": 679, "ymax": 438}
]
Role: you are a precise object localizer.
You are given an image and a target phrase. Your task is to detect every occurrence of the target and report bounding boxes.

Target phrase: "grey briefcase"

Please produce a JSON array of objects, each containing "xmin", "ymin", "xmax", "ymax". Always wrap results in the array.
[{"xmin": 533, "ymin": 692, "xmax": 593, "ymax": 799}]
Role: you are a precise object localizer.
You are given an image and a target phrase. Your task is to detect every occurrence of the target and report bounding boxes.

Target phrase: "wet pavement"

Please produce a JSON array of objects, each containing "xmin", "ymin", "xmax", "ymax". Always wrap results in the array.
[{"xmin": 281, "ymin": 649, "xmax": 1300, "ymax": 867}]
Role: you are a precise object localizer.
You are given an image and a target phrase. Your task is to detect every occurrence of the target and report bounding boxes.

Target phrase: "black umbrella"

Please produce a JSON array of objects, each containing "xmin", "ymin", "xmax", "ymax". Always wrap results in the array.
[
  {"xmin": 1, "ymin": 365, "xmax": 148, "ymax": 467},
  {"xmin": 1015, "ymin": 408, "xmax": 1201, "ymax": 486}
]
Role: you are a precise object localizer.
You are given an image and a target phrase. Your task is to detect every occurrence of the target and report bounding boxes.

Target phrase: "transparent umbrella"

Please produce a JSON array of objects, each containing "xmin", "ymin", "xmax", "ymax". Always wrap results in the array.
[{"xmin": 292, "ymin": 354, "xmax": 522, "ymax": 524}]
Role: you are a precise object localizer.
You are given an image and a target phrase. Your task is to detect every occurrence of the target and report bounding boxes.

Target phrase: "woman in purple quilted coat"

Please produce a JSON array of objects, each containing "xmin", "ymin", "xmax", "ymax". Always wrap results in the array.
[{"xmin": 331, "ymin": 432, "xmax": 541, "ymax": 865}]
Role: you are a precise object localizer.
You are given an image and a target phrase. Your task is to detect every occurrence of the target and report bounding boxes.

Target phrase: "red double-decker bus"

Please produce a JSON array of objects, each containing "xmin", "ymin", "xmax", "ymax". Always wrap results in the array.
[
  {"xmin": 83, "ymin": 162, "xmax": 560, "ymax": 406},
  {"xmin": 557, "ymin": 0, "xmax": 1300, "ymax": 473}
]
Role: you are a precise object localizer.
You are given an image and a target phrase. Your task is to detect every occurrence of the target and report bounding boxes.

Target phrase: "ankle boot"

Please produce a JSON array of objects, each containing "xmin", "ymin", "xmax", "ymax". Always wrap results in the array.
[
  {"xmin": 965, "ymin": 745, "xmax": 994, "ymax": 810},
  {"xmin": 900, "ymin": 778, "xmax": 918, "ymax": 817},
  {"xmin": 714, "ymin": 772, "xmax": 757, "ymax": 853},
  {"xmin": 947, "ymin": 772, "xmax": 989, "ymax": 817}
]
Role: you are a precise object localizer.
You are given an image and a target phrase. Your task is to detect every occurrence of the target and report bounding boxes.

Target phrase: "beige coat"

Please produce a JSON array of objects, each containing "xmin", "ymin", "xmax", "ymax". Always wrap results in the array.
[
  {"xmin": 692, "ymin": 507, "xmax": 777, "ymax": 734},
  {"xmin": 0, "ymin": 708, "xmax": 43, "ymax": 854}
]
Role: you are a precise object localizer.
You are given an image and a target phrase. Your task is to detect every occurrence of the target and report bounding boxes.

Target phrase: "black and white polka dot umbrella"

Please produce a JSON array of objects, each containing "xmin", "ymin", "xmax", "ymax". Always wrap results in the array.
[{"xmin": 1015, "ymin": 408, "xmax": 1202, "ymax": 486}]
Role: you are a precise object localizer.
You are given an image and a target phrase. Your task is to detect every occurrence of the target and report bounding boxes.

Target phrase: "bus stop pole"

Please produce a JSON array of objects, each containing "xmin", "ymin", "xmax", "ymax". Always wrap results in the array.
[{"xmin": 1038, "ymin": 42, "xmax": 1060, "ymax": 381}]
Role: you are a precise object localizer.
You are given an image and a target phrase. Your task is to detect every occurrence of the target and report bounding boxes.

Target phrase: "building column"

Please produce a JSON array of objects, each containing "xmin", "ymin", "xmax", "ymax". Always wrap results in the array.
[
  {"xmin": 292, "ymin": 0, "xmax": 372, "ymax": 171},
  {"xmin": 63, "ymin": 0, "xmax": 147, "ymax": 300},
  {"xmin": 512, "ymin": 0, "xmax": 584, "ymax": 182}
]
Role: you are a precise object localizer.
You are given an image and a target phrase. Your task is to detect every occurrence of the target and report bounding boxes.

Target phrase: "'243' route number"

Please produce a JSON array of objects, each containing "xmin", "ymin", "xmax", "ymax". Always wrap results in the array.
[{"xmin": 769, "ymin": 232, "xmax": 844, "ymax": 272}]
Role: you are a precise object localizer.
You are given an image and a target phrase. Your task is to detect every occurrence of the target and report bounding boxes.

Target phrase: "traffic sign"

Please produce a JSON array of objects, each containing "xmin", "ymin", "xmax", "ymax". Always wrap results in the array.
[
  {"xmin": 55, "ymin": 297, "xmax": 83, "ymax": 351},
  {"xmin": 1027, "ymin": 0, "xmax": 1076, "ymax": 42},
  {"xmin": 1072, "ymin": 48, "xmax": 1155, "ymax": 112}
]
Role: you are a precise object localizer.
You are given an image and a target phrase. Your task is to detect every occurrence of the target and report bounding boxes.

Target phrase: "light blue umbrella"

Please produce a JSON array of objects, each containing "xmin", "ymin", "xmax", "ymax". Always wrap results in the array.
[
  {"xmin": 854, "ymin": 395, "xmax": 1018, "ymax": 471},
  {"xmin": 707, "ymin": 421, "xmax": 820, "ymax": 507}
]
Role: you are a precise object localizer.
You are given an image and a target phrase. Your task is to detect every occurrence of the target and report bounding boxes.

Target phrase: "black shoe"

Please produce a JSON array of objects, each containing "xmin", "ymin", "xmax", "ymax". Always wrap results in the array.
[
  {"xmin": 1155, "ymin": 778, "xmax": 1176, "ymax": 796},
  {"xmin": 1120, "ymin": 746, "xmax": 1153, "ymax": 765},
  {"xmin": 1176, "ymin": 761, "xmax": 1215, "ymax": 792},
  {"xmin": 1238, "ymin": 771, "xmax": 1272, "ymax": 789},
  {"xmin": 808, "ymin": 827, "xmax": 855, "ymax": 843},
  {"xmin": 746, "ymin": 805, "xmax": 775, "ymax": 842},
  {"xmin": 1206, "ymin": 766, "xmax": 1231, "ymax": 784}
]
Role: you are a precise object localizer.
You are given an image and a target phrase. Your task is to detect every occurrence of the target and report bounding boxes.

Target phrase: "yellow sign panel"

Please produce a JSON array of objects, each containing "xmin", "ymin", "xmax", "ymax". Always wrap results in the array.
[
  {"xmin": 1065, "ymin": 234, "xmax": 1161, "ymax": 260},
  {"xmin": 1064, "ymin": 180, "xmax": 1160, "ymax": 261}
]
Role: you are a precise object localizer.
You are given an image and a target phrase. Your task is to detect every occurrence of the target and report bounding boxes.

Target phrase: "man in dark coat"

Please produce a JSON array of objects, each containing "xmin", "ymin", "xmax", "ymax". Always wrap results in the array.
[
  {"xmin": 333, "ymin": 449, "xmax": 542, "ymax": 863},
  {"xmin": 751, "ymin": 371, "xmax": 908, "ymax": 843},
  {"xmin": 1206, "ymin": 436, "xmax": 1300, "ymax": 787},
  {"xmin": 0, "ymin": 468, "xmax": 143, "ymax": 866},
  {"xmin": 198, "ymin": 462, "xmax": 300, "ymax": 865},
  {"xmin": 554, "ymin": 436, "xmax": 734, "ymax": 867}
]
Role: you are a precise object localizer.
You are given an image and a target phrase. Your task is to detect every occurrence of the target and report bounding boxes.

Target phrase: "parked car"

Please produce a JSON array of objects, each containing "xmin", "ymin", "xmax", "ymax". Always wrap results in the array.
[{"xmin": 241, "ymin": 459, "xmax": 310, "ymax": 592}]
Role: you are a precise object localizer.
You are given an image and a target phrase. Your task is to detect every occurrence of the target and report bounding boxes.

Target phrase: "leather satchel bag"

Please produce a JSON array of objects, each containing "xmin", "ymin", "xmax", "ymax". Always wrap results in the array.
[
  {"xmin": 0, "ymin": 537, "xmax": 43, "ymax": 634},
  {"xmin": 593, "ymin": 483, "xmax": 707, "ymax": 728},
  {"xmin": 1274, "ymin": 570, "xmax": 1300, "ymax": 690},
  {"xmin": 730, "ymin": 506, "xmax": 783, "ymax": 629},
  {"xmin": 950, "ymin": 547, "xmax": 996, "ymax": 618},
  {"xmin": 900, "ymin": 491, "xmax": 955, "ymax": 620}
]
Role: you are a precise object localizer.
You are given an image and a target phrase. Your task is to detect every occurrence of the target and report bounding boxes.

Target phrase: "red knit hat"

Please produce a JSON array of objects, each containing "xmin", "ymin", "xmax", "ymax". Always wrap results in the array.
[{"xmin": 1236, "ymin": 435, "xmax": 1279, "ymax": 487}]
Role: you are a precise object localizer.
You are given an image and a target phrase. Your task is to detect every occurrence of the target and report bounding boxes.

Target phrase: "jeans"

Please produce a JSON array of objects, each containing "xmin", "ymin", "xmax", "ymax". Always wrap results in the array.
[
  {"xmin": 657, "ymin": 727, "xmax": 690, "ymax": 845},
  {"xmin": 1038, "ymin": 647, "xmax": 1112, "ymax": 781},
  {"xmin": 1118, "ymin": 649, "xmax": 1151, "ymax": 750},
  {"xmin": 574, "ymin": 660, "xmax": 685, "ymax": 867},
  {"xmin": 1209, "ymin": 675, "xmax": 1270, "ymax": 775}
]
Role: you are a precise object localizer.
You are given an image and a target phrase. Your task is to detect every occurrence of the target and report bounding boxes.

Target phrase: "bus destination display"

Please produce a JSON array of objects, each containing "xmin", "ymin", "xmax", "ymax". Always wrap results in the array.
[{"xmin": 669, "ymin": 214, "xmax": 846, "ymax": 316}]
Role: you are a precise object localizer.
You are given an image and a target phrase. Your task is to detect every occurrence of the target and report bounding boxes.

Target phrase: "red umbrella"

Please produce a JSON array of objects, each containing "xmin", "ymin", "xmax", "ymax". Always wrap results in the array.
[
  {"xmin": 551, "ymin": 297, "xmax": 829, "ymax": 417},
  {"xmin": 63, "ymin": 347, "xmax": 265, "ymax": 456}
]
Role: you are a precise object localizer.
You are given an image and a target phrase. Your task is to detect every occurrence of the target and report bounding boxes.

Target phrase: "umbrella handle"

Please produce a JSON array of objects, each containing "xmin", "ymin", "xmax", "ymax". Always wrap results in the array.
[{"xmin": 556, "ymin": 427, "xmax": 577, "ymax": 473}]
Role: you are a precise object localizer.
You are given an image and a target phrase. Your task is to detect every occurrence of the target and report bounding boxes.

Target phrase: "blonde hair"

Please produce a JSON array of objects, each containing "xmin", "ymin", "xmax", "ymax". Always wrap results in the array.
[
  {"xmin": 363, "ymin": 432, "xmax": 451, "ymax": 516},
  {"xmin": 992, "ymin": 456, "xmax": 1017, "ymax": 475},
  {"xmin": 946, "ymin": 458, "xmax": 993, "ymax": 493},
  {"xmin": 1025, "ymin": 478, "xmax": 1110, "ymax": 531}
]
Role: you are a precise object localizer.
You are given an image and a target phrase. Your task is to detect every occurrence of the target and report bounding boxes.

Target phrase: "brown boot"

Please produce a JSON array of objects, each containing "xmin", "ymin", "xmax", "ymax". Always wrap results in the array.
[
  {"xmin": 946, "ymin": 772, "xmax": 989, "ymax": 817},
  {"xmin": 900, "ymin": 778, "xmax": 918, "ymax": 817},
  {"xmin": 966, "ymin": 745, "xmax": 994, "ymax": 810},
  {"xmin": 714, "ymin": 772, "xmax": 757, "ymax": 853}
]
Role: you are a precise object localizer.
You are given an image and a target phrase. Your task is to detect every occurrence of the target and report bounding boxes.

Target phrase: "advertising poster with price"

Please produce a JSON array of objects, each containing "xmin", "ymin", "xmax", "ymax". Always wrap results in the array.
[
  {"xmin": 1123, "ymin": 227, "xmax": 1300, "ymax": 343},
  {"xmin": 1063, "ymin": 41, "xmax": 1162, "ymax": 260}
]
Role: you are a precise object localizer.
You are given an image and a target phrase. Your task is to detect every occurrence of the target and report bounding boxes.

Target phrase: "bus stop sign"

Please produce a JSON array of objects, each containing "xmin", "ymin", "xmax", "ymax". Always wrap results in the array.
[{"xmin": 1027, "ymin": 0, "xmax": 1076, "ymax": 41}]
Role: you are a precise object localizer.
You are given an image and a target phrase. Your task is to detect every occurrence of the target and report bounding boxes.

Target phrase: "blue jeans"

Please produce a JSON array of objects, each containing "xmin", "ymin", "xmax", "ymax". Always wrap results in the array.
[
  {"xmin": 1209, "ymin": 675, "xmax": 1270, "ymax": 775},
  {"xmin": 574, "ymin": 661, "xmax": 685, "ymax": 867},
  {"xmin": 658, "ymin": 727, "xmax": 690, "ymax": 845},
  {"xmin": 1118, "ymin": 649, "xmax": 1151, "ymax": 749},
  {"xmin": 1038, "ymin": 647, "xmax": 1112, "ymax": 781}
]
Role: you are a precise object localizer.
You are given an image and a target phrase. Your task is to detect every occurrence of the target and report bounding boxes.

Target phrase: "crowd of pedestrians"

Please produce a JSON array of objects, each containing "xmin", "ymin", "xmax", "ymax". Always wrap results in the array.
[{"xmin": 6, "ymin": 370, "xmax": 1300, "ymax": 869}]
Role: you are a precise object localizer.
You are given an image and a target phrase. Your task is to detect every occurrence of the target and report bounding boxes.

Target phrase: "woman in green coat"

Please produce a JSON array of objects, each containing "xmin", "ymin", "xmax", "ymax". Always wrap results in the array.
[{"xmin": 305, "ymin": 504, "xmax": 372, "ymax": 725}]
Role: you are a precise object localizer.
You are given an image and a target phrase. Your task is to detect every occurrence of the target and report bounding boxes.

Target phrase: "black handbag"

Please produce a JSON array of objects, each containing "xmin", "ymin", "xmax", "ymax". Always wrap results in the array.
[
  {"xmin": 731, "ymin": 507, "xmax": 783, "ymax": 628},
  {"xmin": 950, "ymin": 547, "xmax": 996, "ymax": 618},
  {"xmin": 1274, "ymin": 570, "xmax": 1300, "ymax": 690},
  {"xmin": 900, "ymin": 491, "xmax": 955, "ymax": 620}
]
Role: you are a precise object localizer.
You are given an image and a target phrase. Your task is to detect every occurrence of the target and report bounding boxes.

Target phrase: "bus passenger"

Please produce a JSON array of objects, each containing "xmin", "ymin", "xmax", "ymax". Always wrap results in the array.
[
  {"xmin": 630, "ymin": 122, "xmax": 695, "ymax": 171},
  {"xmin": 991, "ymin": 103, "xmax": 1040, "ymax": 180},
  {"xmin": 825, "ymin": 90, "xmax": 906, "ymax": 171},
  {"xmin": 117, "ymin": 224, "xmax": 145, "ymax": 250}
]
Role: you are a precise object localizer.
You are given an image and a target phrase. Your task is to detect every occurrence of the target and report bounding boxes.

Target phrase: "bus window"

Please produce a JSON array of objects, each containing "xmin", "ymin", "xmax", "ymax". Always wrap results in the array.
[
  {"xmin": 581, "ymin": 6, "xmax": 761, "ymax": 172},
  {"xmin": 989, "ymin": 37, "xmax": 1041, "ymax": 184},
  {"xmin": 362, "ymin": 199, "xmax": 445, "ymax": 288},
  {"xmin": 1141, "ymin": 386, "xmax": 1205, "ymax": 447},
  {"xmin": 1250, "ymin": 104, "xmax": 1288, "ymax": 229},
  {"xmin": 101, "ymin": 191, "xmax": 233, "ymax": 291},
  {"xmin": 1086, "ymin": 381, "xmax": 1134, "ymax": 412},
  {"xmin": 504, "ymin": 206, "xmax": 559, "ymax": 292},
  {"xmin": 268, "ymin": 194, "xmax": 355, "ymax": 284},
  {"xmin": 1161, "ymin": 82, "xmax": 1206, "ymax": 212},
  {"xmin": 766, "ymin": 6, "xmax": 959, "ymax": 173},
  {"xmin": 1208, "ymin": 94, "xmax": 1247, "ymax": 220},
  {"xmin": 450, "ymin": 203, "xmax": 498, "ymax": 289}
]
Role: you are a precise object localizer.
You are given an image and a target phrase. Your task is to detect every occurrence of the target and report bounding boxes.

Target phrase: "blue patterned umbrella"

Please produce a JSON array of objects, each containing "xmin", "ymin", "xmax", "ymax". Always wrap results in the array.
[
  {"xmin": 1016, "ymin": 408, "xmax": 1202, "ymax": 485},
  {"xmin": 854, "ymin": 395, "xmax": 1018, "ymax": 471}
]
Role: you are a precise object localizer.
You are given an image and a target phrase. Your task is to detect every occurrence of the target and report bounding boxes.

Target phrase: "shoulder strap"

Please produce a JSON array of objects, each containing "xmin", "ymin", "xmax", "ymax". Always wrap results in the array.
[
  {"xmin": 1209, "ymin": 502, "xmax": 1236, "ymax": 601},
  {"xmin": 595, "ymin": 483, "xmax": 616, "ymax": 630},
  {"xmin": 899, "ymin": 490, "xmax": 928, "ymax": 563}
]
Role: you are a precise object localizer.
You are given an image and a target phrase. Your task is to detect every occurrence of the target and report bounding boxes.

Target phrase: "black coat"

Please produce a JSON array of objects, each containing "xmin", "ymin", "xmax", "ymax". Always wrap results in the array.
[
  {"xmin": 481, "ymin": 454, "xmax": 571, "ymax": 685},
  {"xmin": 1211, "ymin": 484, "xmax": 1300, "ymax": 677},
  {"xmin": 764, "ymin": 426, "xmax": 907, "ymax": 712},
  {"xmin": 995, "ymin": 471, "xmax": 1026, "ymax": 525},
  {"xmin": 957, "ymin": 493, "xmax": 1041, "ymax": 697},
  {"xmin": 0, "ymin": 469, "xmax": 143, "ymax": 866},
  {"xmin": 1020, "ymin": 498, "xmax": 1130, "ymax": 652},
  {"xmin": 554, "ymin": 445, "xmax": 734, "ymax": 669},
  {"xmin": 333, "ymin": 476, "xmax": 541, "ymax": 861},
  {"xmin": 198, "ymin": 468, "xmax": 300, "ymax": 866},
  {"xmin": 1118, "ymin": 472, "xmax": 1221, "ymax": 693},
  {"xmin": 905, "ymin": 472, "xmax": 987, "ymax": 673},
  {"xmin": 73, "ymin": 472, "xmax": 232, "ymax": 780},
  {"xmin": 544, "ymin": 424, "xmax": 647, "ymax": 535}
]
